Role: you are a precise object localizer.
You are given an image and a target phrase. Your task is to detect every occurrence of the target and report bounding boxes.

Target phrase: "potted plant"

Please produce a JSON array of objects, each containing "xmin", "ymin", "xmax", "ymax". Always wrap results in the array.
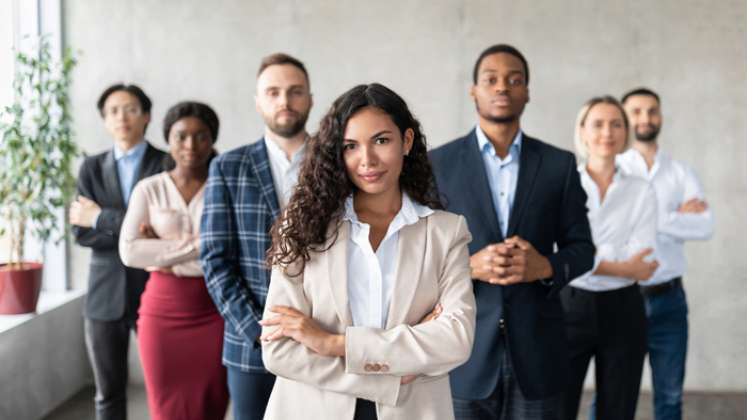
[{"xmin": 0, "ymin": 36, "xmax": 78, "ymax": 314}]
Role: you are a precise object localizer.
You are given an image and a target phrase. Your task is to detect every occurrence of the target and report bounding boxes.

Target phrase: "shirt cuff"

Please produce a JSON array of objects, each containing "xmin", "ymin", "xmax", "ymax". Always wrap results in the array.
[{"xmin": 91, "ymin": 212, "xmax": 100, "ymax": 229}]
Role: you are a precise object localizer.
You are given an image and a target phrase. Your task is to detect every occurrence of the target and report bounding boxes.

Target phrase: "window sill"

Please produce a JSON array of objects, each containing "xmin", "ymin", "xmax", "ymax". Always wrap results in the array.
[{"xmin": 0, "ymin": 289, "xmax": 85, "ymax": 334}]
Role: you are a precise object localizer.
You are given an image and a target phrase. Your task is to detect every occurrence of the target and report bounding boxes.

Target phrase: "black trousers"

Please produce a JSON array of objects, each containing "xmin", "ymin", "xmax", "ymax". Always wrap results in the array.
[
  {"xmin": 559, "ymin": 284, "xmax": 647, "ymax": 420},
  {"xmin": 354, "ymin": 399, "xmax": 378, "ymax": 420},
  {"xmin": 84, "ymin": 317, "xmax": 136, "ymax": 420}
]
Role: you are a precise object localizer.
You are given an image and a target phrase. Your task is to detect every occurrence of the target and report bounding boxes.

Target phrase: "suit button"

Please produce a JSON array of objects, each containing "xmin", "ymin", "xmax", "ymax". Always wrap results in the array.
[
  {"xmin": 373, "ymin": 363, "xmax": 382, "ymax": 372},
  {"xmin": 364, "ymin": 364, "xmax": 373, "ymax": 372},
  {"xmin": 380, "ymin": 364, "xmax": 390, "ymax": 372}
]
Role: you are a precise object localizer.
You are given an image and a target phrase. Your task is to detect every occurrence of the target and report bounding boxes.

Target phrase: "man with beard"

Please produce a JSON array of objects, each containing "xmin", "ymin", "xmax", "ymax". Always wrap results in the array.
[
  {"xmin": 429, "ymin": 44, "xmax": 595, "ymax": 420},
  {"xmin": 616, "ymin": 88, "xmax": 713, "ymax": 420},
  {"xmin": 200, "ymin": 53, "xmax": 312, "ymax": 420}
]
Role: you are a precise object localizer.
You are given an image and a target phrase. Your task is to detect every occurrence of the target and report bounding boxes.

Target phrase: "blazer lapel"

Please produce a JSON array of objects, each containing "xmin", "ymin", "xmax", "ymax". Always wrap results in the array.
[
  {"xmin": 248, "ymin": 140, "xmax": 281, "ymax": 218},
  {"xmin": 507, "ymin": 137, "xmax": 542, "ymax": 237},
  {"xmin": 385, "ymin": 218, "xmax": 427, "ymax": 329},
  {"xmin": 460, "ymin": 131, "xmax": 503, "ymax": 241},
  {"xmin": 102, "ymin": 149, "xmax": 125, "ymax": 208},
  {"xmin": 134, "ymin": 142, "xmax": 161, "ymax": 183},
  {"xmin": 325, "ymin": 222, "xmax": 353, "ymax": 326}
]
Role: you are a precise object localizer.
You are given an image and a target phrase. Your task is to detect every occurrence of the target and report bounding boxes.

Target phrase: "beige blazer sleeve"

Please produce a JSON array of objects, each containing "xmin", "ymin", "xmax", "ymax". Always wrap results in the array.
[
  {"xmin": 344, "ymin": 216, "xmax": 475, "ymax": 377},
  {"xmin": 262, "ymin": 263, "xmax": 402, "ymax": 406},
  {"xmin": 119, "ymin": 180, "xmax": 200, "ymax": 272}
]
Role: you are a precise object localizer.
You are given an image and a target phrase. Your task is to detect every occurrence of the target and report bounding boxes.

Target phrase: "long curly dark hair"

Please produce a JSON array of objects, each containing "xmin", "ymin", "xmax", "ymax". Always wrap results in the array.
[{"xmin": 266, "ymin": 83, "xmax": 442, "ymax": 274}]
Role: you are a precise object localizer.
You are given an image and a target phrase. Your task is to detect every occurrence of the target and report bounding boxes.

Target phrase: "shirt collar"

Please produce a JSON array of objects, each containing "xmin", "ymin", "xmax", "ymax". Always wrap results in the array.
[
  {"xmin": 343, "ymin": 192, "xmax": 434, "ymax": 227},
  {"xmin": 113, "ymin": 140, "xmax": 147, "ymax": 161},
  {"xmin": 578, "ymin": 163, "xmax": 624, "ymax": 185},
  {"xmin": 475, "ymin": 125, "xmax": 523, "ymax": 158},
  {"xmin": 264, "ymin": 136, "xmax": 308, "ymax": 165}
]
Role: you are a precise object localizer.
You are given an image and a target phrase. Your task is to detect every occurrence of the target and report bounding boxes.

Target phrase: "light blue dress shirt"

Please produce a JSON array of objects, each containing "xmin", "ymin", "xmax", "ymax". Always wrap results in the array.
[
  {"xmin": 92, "ymin": 141, "xmax": 147, "ymax": 229},
  {"xmin": 475, "ymin": 125, "xmax": 522, "ymax": 237},
  {"xmin": 114, "ymin": 140, "xmax": 147, "ymax": 205}
]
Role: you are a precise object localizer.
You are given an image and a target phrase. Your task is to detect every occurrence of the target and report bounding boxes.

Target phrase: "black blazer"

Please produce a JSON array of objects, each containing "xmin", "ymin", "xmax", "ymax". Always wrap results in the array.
[
  {"xmin": 430, "ymin": 130, "xmax": 594, "ymax": 400},
  {"xmin": 73, "ymin": 142, "xmax": 166, "ymax": 321}
]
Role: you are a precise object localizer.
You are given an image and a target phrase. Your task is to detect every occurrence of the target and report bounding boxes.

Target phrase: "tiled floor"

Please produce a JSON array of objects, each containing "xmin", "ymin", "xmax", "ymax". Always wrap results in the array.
[{"xmin": 42, "ymin": 385, "xmax": 746, "ymax": 420}]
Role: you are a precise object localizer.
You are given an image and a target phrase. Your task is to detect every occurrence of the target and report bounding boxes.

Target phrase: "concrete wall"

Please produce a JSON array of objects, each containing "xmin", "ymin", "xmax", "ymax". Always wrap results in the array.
[{"xmin": 64, "ymin": 0, "xmax": 747, "ymax": 391}]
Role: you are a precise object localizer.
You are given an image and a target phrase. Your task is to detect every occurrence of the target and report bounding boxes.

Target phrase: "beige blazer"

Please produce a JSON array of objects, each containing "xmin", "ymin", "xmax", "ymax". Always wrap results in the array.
[{"xmin": 261, "ymin": 210, "xmax": 476, "ymax": 420}]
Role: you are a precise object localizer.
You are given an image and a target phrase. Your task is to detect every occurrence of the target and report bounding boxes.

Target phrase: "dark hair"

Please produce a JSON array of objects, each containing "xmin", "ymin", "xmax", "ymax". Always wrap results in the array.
[
  {"xmin": 162, "ymin": 101, "xmax": 220, "ymax": 143},
  {"xmin": 96, "ymin": 83, "xmax": 152, "ymax": 116},
  {"xmin": 257, "ymin": 52, "xmax": 309, "ymax": 83},
  {"xmin": 266, "ymin": 83, "xmax": 442, "ymax": 273},
  {"xmin": 621, "ymin": 87, "xmax": 660, "ymax": 105},
  {"xmin": 161, "ymin": 101, "xmax": 220, "ymax": 170},
  {"xmin": 473, "ymin": 44, "xmax": 529, "ymax": 85}
]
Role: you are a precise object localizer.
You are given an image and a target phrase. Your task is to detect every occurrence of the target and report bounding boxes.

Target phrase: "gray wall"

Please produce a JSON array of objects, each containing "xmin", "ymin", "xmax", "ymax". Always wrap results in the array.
[
  {"xmin": 64, "ymin": 0, "xmax": 747, "ymax": 391},
  {"xmin": 0, "ymin": 296, "xmax": 91, "ymax": 420}
]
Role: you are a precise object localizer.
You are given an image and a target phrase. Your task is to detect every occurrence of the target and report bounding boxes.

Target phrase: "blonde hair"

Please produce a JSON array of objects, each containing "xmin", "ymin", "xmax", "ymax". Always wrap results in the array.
[{"xmin": 574, "ymin": 95, "xmax": 630, "ymax": 160}]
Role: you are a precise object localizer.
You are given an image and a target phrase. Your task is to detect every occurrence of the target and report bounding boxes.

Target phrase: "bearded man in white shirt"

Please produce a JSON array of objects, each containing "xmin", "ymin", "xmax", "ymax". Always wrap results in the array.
[{"xmin": 616, "ymin": 87, "xmax": 714, "ymax": 420}]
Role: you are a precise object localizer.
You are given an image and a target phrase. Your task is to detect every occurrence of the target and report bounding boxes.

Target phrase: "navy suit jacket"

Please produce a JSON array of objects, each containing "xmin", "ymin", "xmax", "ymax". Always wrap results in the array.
[
  {"xmin": 430, "ymin": 130, "xmax": 594, "ymax": 400},
  {"xmin": 200, "ymin": 139, "xmax": 280, "ymax": 373}
]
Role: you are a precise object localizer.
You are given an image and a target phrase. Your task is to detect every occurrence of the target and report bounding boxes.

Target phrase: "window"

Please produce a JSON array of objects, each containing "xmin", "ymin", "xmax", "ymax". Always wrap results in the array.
[{"xmin": 0, "ymin": 0, "xmax": 68, "ymax": 292}]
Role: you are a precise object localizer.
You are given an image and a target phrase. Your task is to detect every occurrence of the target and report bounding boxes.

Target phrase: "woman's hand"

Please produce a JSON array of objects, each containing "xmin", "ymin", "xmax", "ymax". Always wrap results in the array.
[
  {"xmin": 260, "ymin": 306, "xmax": 345, "ymax": 357},
  {"xmin": 139, "ymin": 223, "xmax": 159, "ymax": 239},
  {"xmin": 623, "ymin": 248, "xmax": 659, "ymax": 281}
]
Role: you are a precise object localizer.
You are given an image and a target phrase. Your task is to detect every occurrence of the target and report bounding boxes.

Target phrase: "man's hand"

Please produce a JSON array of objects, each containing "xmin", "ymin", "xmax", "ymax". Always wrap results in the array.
[
  {"xmin": 69, "ymin": 196, "xmax": 102, "ymax": 227},
  {"xmin": 470, "ymin": 244, "xmax": 508, "ymax": 284},
  {"xmin": 622, "ymin": 248, "xmax": 659, "ymax": 281},
  {"xmin": 260, "ymin": 306, "xmax": 344, "ymax": 357},
  {"xmin": 678, "ymin": 198, "xmax": 708, "ymax": 214},
  {"xmin": 494, "ymin": 236, "xmax": 553, "ymax": 285}
]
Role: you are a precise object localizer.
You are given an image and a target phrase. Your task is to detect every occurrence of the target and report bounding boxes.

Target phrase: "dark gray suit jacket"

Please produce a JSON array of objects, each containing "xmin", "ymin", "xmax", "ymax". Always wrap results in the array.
[
  {"xmin": 73, "ymin": 142, "xmax": 166, "ymax": 321},
  {"xmin": 430, "ymin": 130, "xmax": 595, "ymax": 400}
]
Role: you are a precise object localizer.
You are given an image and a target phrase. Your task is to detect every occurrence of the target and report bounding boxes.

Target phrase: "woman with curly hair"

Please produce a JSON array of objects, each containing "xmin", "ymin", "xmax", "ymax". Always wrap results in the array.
[{"xmin": 259, "ymin": 83, "xmax": 476, "ymax": 420}]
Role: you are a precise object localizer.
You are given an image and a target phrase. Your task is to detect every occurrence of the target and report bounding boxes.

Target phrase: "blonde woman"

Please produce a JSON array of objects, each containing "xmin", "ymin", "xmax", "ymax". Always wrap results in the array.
[{"xmin": 560, "ymin": 96, "xmax": 658, "ymax": 420}]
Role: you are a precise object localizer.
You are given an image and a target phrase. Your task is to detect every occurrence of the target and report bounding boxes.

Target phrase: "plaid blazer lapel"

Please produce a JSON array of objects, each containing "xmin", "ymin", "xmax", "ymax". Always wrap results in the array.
[{"xmin": 248, "ymin": 139, "xmax": 281, "ymax": 218}]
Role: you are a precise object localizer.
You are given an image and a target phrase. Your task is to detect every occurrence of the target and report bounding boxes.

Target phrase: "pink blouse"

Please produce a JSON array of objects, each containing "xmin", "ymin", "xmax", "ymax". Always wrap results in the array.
[{"xmin": 119, "ymin": 172, "xmax": 205, "ymax": 277}]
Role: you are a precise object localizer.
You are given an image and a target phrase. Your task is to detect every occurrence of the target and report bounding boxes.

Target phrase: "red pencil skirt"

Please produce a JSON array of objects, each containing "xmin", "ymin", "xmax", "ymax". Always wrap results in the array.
[{"xmin": 137, "ymin": 271, "xmax": 228, "ymax": 420}]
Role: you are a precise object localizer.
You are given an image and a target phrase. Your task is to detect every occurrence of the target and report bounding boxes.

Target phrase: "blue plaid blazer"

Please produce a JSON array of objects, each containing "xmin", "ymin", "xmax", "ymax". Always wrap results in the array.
[{"xmin": 201, "ymin": 139, "xmax": 280, "ymax": 372}]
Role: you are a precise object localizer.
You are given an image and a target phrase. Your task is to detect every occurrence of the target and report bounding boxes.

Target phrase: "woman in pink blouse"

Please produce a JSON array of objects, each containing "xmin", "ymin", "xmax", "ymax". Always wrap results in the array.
[{"xmin": 119, "ymin": 101, "xmax": 228, "ymax": 420}]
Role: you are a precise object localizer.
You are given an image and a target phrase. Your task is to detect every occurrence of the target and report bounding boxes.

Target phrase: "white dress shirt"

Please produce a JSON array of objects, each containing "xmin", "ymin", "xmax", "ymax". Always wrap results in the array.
[
  {"xmin": 475, "ymin": 125, "xmax": 522, "ymax": 237},
  {"xmin": 343, "ymin": 193, "xmax": 434, "ymax": 328},
  {"xmin": 617, "ymin": 149, "xmax": 714, "ymax": 285},
  {"xmin": 570, "ymin": 166, "xmax": 658, "ymax": 291},
  {"xmin": 264, "ymin": 137, "xmax": 306, "ymax": 209}
]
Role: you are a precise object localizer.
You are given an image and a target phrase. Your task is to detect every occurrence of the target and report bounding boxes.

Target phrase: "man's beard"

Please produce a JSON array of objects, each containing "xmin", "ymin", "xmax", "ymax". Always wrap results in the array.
[
  {"xmin": 265, "ymin": 110, "xmax": 309, "ymax": 138},
  {"xmin": 634, "ymin": 124, "xmax": 660, "ymax": 142},
  {"xmin": 475, "ymin": 100, "xmax": 520, "ymax": 124}
]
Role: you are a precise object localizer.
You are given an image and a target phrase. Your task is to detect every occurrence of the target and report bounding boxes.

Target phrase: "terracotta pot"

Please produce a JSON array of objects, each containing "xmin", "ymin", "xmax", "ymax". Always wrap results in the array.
[{"xmin": 0, "ymin": 262, "xmax": 43, "ymax": 314}]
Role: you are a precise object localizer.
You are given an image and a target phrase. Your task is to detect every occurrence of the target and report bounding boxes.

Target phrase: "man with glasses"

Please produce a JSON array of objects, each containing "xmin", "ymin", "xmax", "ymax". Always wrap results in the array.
[{"xmin": 70, "ymin": 84, "xmax": 165, "ymax": 420}]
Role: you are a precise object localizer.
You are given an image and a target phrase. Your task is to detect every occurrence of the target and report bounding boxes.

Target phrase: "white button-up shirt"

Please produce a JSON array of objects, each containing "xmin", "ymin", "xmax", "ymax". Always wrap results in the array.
[
  {"xmin": 475, "ymin": 125, "xmax": 522, "ymax": 237},
  {"xmin": 343, "ymin": 193, "xmax": 434, "ymax": 328},
  {"xmin": 617, "ymin": 149, "xmax": 714, "ymax": 286},
  {"xmin": 264, "ymin": 137, "xmax": 306, "ymax": 209},
  {"xmin": 570, "ymin": 166, "xmax": 658, "ymax": 291}
]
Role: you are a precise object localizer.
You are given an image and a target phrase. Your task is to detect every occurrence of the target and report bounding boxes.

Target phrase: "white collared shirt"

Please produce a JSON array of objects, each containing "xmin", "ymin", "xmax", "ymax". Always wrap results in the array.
[
  {"xmin": 343, "ymin": 193, "xmax": 434, "ymax": 328},
  {"xmin": 617, "ymin": 148, "xmax": 714, "ymax": 285},
  {"xmin": 264, "ymin": 137, "xmax": 306, "ymax": 209},
  {"xmin": 570, "ymin": 166, "xmax": 658, "ymax": 291}
]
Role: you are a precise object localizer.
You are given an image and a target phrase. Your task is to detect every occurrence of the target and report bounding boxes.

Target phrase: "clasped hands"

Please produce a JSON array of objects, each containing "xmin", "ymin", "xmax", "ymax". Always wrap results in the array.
[
  {"xmin": 259, "ymin": 303, "xmax": 443, "ymax": 385},
  {"xmin": 470, "ymin": 236, "xmax": 553, "ymax": 285}
]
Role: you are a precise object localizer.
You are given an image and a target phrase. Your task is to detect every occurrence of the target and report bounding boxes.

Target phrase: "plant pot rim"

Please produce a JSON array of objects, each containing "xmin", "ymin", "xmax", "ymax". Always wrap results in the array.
[{"xmin": 0, "ymin": 262, "xmax": 43, "ymax": 272}]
